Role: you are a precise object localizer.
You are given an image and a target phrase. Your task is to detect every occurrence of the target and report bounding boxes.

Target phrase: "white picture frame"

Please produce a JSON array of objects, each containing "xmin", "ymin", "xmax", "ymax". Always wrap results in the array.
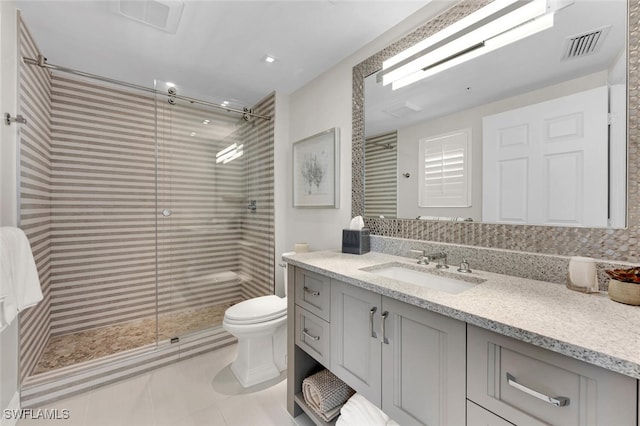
[{"xmin": 292, "ymin": 128, "xmax": 340, "ymax": 208}]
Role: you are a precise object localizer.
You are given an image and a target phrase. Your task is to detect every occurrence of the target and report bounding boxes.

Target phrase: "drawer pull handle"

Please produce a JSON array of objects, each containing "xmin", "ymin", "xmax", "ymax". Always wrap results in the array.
[
  {"xmin": 303, "ymin": 287, "xmax": 320, "ymax": 297},
  {"xmin": 302, "ymin": 328, "xmax": 320, "ymax": 341},
  {"xmin": 369, "ymin": 307, "xmax": 377, "ymax": 338},
  {"xmin": 381, "ymin": 311, "xmax": 389, "ymax": 344},
  {"xmin": 506, "ymin": 373, "xmax": 570, "ymax": 407}
]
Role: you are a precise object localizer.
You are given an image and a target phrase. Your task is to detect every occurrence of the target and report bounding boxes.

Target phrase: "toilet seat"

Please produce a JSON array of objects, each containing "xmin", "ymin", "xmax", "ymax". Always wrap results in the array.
[{"xmin": 224, "ymin": 295, "xmax": 286, "ymax": 325}]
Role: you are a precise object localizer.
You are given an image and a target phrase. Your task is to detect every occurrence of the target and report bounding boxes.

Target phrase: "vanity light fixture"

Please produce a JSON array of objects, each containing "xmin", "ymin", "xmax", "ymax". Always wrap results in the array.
[
  {"xmin": 382, "ymin": 0, "xmax": 567, "ymax": 90},
  {"xmin": 216, "ymin": 143, "xmax": 244, "ymax": 164}
]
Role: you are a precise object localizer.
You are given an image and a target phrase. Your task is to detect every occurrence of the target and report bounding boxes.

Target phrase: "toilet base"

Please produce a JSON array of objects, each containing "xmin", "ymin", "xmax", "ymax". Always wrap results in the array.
[{"xmin": 230, "ymin": 327, "xmax": 285, "ymax": 387}]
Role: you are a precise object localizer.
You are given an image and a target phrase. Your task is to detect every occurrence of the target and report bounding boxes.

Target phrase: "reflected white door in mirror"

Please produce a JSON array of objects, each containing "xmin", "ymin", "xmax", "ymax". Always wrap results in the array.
[{"xmin": 482, "ymin": 86, "xmax": 623, "ymax": 227}]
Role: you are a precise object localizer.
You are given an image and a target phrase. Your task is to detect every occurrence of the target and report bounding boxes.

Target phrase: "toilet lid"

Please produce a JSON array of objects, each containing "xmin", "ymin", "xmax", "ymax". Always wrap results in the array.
[{"xmin": 225, "ymin": 295, "xmax": 287, "ymax": 324}]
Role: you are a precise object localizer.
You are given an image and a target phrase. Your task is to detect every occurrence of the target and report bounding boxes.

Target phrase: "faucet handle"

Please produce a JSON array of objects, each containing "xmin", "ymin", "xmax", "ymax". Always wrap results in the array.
[
  {"xmin": 435, "ymin": 254, "xmax": 449, "ymax": 269},
  {"xmin": 457, "ymin": 259, "xmax": 472, "ymax": 273},
  {"xmin": 409, "ymin": 249, "xmax": 428, "ymax": 265}
]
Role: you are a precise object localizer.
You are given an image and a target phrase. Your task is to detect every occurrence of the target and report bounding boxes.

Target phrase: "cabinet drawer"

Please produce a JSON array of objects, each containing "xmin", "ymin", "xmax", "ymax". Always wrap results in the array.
[
  {"xmin": 467, "ymin": 325, "xmax": 637, "ymax": 425},
  {"xmin": 294, "ymin": 268, "xmax": 330, "ymax": 321},
  {"xmin": 467, "ymin": 400, "xmax": 514, "ymax": 426},
  {"xmin": 295, "ymin": 306, "xmax": 330, "ymax": 368}
]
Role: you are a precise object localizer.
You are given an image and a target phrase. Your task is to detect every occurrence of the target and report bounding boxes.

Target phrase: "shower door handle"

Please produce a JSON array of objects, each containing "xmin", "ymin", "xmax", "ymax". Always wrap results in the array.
[{"xmin": 161, "ymin": 209, "xmax": 172, "ymax": 217}]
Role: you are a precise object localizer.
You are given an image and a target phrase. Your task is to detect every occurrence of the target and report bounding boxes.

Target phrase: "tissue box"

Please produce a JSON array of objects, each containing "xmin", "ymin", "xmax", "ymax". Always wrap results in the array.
[{"xmin": 342, "ymin": 229, "xmax": 370, "ymax": 255}]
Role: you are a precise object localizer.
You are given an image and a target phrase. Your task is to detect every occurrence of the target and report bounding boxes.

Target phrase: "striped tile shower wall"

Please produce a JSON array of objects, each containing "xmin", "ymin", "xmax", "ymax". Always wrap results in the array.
[
  {"xmin": 49, "ymin": 75, "xmax": 159, "ymax": 336},
  {"xmin": 18, "ymin": 14, "xmax": 53, "ymax": 382},
  {"xmin": 365, "ymin": 131, "xmax": 397, "ymax": 219}
]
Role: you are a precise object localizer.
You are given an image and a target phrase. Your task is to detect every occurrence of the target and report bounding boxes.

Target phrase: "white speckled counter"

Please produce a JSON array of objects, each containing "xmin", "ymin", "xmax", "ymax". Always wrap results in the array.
[{"xmin": 283, "ymin": 250, "xmax": 640, "ymax": 379}]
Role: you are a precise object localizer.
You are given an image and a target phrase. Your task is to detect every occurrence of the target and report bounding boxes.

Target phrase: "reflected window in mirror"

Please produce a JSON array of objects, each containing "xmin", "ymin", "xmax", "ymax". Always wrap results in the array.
[{"xmin": 418, "ymin": 129, "xmax": 471, "ymax": 212}]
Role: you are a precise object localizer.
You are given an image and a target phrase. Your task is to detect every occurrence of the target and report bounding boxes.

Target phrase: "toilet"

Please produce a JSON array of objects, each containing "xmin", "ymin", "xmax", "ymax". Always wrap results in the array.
[{"xmin": 223, "ymin": 258, "xmax": 290, "ymax": 388}]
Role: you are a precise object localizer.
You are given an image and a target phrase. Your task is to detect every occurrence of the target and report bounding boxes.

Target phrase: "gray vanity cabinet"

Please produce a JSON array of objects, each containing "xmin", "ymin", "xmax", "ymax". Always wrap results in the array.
[{"xmin": 330, "ymin": 280, "xmax": 466, "ymax": 426}]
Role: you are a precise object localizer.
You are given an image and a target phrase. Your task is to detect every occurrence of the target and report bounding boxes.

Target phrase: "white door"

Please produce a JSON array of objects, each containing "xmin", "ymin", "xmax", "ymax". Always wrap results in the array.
[{"xmin": 483, "ymin": 86, "xmax": 609, "ymax": 227}]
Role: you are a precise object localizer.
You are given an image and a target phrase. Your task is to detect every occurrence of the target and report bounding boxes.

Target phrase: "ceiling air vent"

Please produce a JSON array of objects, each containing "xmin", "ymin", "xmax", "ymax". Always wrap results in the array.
[
  {"xmin": 560, "ymin": 26, "xmax": 610, "ymax": 61},
  {"xmin": 109, "ymin": 0, "xmax": 185, "ymax": 34},
  {"xmin": 382, "ymin": 101, "xmax": 422, "ymax": 118}
]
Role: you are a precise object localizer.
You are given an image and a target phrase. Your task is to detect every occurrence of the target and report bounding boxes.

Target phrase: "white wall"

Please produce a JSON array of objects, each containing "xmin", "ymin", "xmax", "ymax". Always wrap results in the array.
[
  {"xmin": 0, "ymin": 0, "xmax": 22, "ymax": 422},
  {"xmin": 284, "ymin": 1, "xmax": 454, "ymax": 253}
]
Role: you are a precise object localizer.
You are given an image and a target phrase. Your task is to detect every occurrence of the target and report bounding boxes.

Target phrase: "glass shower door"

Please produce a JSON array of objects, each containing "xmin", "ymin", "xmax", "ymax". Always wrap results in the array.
[{"xmin": 156, "ymin": 94, "xmax": 246, "ymax": 340}]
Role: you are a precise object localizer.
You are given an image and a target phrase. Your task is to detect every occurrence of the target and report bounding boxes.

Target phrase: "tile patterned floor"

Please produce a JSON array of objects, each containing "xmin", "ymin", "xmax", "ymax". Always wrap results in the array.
[
  {"xmin": 19, "ymin": 344, "xmax": 314, "ymax": 426},
  {"xmin": 34, "ymin": 303, "xmax": 236, "ymax": 374}
]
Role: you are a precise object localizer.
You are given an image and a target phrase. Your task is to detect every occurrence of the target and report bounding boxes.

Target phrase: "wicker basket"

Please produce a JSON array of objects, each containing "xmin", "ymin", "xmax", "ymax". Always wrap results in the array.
[{"xmin": 608, "ymin": 279, "xmax": 640, "ymax": 306}]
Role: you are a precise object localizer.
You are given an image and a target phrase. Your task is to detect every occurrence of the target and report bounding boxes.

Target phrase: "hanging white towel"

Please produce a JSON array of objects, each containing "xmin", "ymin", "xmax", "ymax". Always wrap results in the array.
[
  {"xmin": 336, "ymin": 393, "xmax": 399, "ymax": 426},
  {"xmin": 0, "ymin": 227, "xmax": 43, "ymax": 331}
]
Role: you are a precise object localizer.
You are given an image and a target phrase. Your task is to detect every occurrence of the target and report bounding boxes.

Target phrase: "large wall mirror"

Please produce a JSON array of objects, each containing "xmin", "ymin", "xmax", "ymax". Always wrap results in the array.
[{"xmin": 352, "ymin": 0, "xmax": 639, "ymax": 262}]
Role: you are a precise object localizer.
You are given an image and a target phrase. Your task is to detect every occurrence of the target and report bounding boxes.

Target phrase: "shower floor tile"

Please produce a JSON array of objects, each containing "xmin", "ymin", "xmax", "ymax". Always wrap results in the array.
[{"xmin": 33, "ymin": 302, "xmax": 236, "ymax": 375}]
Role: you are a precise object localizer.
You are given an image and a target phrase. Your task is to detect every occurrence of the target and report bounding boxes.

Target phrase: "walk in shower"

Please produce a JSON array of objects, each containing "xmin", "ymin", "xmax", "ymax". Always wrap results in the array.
[{"xmin": 16, "ymin": 15, "xmax": 274, "ymax": 405}]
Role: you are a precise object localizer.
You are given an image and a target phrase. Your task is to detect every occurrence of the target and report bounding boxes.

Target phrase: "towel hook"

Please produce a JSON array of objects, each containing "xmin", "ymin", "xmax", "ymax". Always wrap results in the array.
[{"xmin": 5, "ymin": 113, "xmax": 27, "ymax": 126}]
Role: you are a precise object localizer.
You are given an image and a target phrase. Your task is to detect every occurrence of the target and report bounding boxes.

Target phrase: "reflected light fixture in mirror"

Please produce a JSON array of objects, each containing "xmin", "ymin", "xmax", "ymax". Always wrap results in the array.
[{"xmin": 382, "ymin": 0, "xmax": 565, "ymax": 90}]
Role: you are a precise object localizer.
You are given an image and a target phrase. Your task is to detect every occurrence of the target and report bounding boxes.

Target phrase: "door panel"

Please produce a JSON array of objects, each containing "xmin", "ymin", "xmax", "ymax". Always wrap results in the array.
[
  {"xmin": 483, "ymin": 86, "xmax": 608, "ymax": 226},
  {"xmin": 330, "ymin": 280, "xmax": 382, "ymax": 406},
  {"xmin": 382, "ymin": 297, "xmax": 466, "ymax": 426}
]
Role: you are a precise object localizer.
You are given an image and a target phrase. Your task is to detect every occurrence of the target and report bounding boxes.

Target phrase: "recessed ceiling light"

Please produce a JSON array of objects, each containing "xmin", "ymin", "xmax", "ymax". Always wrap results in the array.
[
  {"xmin": 263, "ymin": 55, "xmax": 277, "ymax": 63},
  {"xmin": 190, "ymin": 132, "xmax": 196, "ymax": 136},
  {"xmin": 203, "ymin": 119, "xmax": 210, "ymax": 124},
  {"xmin": 221, "ymin": 101, "xmax": 229, "ymax": 107},
  {"xmin": 166, "ymin": 82, "xmax": 176, "ymax": 87}
]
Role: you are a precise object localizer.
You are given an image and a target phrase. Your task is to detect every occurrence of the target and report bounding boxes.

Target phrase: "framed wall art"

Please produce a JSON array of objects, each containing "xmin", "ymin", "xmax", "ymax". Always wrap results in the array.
[{"xmin": 292, "ymin": 127, "xmax": 340, "ymax": 208}]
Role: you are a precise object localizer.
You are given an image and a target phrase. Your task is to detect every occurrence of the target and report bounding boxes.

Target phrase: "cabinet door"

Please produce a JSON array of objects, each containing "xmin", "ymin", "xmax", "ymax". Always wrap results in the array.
[
  {"xmin": 381, "ymin": 297, "xmax": 466, "ymax": 426},
  {"xmin": 330, "ymin": 280, "xmax": 382, "ymax": 406}
]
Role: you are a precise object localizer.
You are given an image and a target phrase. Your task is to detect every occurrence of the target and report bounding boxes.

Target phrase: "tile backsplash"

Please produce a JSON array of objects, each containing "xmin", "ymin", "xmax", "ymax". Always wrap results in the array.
[{"xmin": 371, "ymin": 236, "xmax": 636, "ymax": 291}]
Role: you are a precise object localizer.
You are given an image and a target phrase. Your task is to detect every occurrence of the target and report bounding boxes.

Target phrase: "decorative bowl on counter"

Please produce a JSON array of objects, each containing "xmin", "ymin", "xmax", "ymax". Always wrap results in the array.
[{"xmin": 605, "ymin": 267, "xmax": 640, "ymax": 306}]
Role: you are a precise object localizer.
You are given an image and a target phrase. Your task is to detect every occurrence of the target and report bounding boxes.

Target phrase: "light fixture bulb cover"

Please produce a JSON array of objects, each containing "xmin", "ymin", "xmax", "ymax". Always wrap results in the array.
[{"xmin": 383, "ymin": 0, "xmax": 550, "ymax": 87}]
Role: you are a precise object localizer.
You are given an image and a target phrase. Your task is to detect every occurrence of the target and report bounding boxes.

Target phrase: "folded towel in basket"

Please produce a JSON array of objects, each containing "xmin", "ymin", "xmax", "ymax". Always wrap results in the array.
[
  {"xmin": 336, "ymin": 393, "xmax": 399, "ymax": 426},
  {"xmin": 302, "ymin": 369, "xmax": 355, "ymax": 422}
]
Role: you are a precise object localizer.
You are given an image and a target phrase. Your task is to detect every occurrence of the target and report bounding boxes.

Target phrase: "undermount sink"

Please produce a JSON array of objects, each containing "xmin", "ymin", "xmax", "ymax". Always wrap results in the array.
[{"xmin": 364, "ymin": 263, "xmax": 485, "ymax": 294}]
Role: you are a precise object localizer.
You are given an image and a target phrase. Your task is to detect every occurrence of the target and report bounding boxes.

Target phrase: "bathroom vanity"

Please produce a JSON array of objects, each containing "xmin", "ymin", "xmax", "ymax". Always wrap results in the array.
[{"xmin": 285, "ymin": 250, "xmax": 640, "ymax": 426}]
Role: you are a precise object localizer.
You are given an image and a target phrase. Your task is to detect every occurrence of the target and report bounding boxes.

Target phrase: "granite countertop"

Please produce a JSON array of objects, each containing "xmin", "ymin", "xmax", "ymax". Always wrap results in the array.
[{"xmin": 283, "ymin": 250, "xmax": 640, "ymax": 380}]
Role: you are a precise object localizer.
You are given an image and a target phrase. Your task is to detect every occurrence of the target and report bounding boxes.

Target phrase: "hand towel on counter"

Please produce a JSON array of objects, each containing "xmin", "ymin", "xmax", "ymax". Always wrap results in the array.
[
  {"xmin": 302, "ymin": 369, "xmax": 355, "ymax": 422},
  {"xmin": 0, "ymin": 227, "xmax": 43, "ymax": 331},
  {"xmin": 336, "ymin": 393, "xmax": 399, "ymax": 426}
]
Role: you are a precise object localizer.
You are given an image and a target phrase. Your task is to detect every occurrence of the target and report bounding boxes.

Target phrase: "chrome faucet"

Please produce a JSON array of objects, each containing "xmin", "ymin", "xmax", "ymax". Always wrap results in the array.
[
  {"xmin": 409, "ymin": 249, "xmax": 429, "ymax": 265},
  {"xmin": 425, "ymin": 252, "xmax": 448, "ymax": 269}
]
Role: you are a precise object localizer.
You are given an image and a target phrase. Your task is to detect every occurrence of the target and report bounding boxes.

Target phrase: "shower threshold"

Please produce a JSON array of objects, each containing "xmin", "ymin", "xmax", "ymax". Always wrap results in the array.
[{"xmin": 33, "ymin": 302, "xmax": 236, "ymax": 375}]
